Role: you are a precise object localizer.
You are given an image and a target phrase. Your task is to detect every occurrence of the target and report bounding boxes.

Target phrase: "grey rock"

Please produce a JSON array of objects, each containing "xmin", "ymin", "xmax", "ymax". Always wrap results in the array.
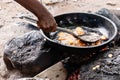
[{"xmin": 3, "ymin": 31, "xmax": 57, "ymax": 76}]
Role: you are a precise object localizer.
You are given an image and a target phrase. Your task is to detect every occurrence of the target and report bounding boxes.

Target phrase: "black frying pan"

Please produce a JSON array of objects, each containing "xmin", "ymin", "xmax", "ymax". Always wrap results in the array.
[{"xmin": 40, "ymin": 13, "xmax": 117, "ymax": 55}]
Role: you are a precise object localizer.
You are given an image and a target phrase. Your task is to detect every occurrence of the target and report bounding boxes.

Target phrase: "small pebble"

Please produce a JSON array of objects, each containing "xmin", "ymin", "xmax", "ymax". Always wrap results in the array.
[
  {"xmin": 108, "ymin": 54, "xmax": 113, "ymax": 58},
  {"xmin": 92, "ymin": 65, "xmax": 100, "ymax": 70},
  {"xmin": 106, "ymin": 3, "xmax": 116, "ymax": 6}
]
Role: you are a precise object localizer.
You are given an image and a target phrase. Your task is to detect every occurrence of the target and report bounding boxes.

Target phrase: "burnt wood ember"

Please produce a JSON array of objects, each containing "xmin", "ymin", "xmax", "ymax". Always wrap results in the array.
[
  {"xmin": 68, "ymin": 69, "xmax": 80, "ymax": 80},
  {"xmin": 3, "ymin": 31, "xmax": 59, "ymax": 76},
  {"xmin": 67, "ymin": 47, "xmax": 120, "ymax": 80},
  {"xmin": 79, "ymin": 47, "xmax": 120, "ymax": 80}
]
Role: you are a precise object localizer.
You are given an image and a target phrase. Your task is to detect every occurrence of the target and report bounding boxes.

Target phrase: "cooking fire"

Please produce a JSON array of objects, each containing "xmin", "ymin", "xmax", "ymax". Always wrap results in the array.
[{"xmin": 4, "ymin": 9, "xmax": 120, "ymax": 80}]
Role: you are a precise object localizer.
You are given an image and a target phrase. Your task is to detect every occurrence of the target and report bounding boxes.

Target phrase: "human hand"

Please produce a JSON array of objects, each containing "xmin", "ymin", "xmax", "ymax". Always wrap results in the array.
[{"xmin": 37, "ymin": 13, "xmax": 57, "ymax": 33}]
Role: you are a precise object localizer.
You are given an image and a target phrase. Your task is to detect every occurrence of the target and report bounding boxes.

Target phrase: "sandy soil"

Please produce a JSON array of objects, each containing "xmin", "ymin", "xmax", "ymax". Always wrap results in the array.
[{"xmin": 0, "ymin": 0, "xmax": 120, "ymax": 80}]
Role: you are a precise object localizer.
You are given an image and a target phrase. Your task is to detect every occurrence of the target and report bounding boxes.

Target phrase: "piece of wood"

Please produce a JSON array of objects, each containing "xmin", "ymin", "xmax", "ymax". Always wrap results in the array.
[{"xmin": 34, "ymin": 62, "xmax": 67, "ymax": 80}]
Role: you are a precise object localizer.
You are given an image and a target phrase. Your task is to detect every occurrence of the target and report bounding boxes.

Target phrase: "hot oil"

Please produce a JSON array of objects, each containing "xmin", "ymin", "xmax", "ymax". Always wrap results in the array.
[
  {"xmin": 98, "ymin": 26, "xmax": 109, "ymax": 38},
  {"xmin": 97, "ymin": 26, "xmax": 109, "ymax": 38}
]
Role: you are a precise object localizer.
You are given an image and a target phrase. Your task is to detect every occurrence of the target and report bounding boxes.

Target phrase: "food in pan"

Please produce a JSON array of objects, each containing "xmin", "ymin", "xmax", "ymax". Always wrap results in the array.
[{"xmin": 57, "ymin": 26, "xmax": 108, "ymax": 46}]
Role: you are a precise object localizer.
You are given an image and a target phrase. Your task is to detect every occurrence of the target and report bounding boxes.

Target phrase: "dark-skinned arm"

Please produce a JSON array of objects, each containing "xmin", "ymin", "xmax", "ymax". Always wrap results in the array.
[{"xmin": 15, "ymin": 0, "xmax": 56, "ymax": 32}]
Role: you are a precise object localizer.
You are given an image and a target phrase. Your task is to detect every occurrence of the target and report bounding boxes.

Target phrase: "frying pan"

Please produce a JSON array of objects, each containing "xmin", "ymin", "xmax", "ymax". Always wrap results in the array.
[{"xmin": 41, "ymin": 13, "xmax": 117, "ymax": 55}]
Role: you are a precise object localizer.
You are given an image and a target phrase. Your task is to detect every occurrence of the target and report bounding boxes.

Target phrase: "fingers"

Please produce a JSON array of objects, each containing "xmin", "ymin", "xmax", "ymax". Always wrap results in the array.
[
  {"xmin": 52, "ymin": 24, "xmax": 57, "ymax": 31},
  {"xmin": 37, "ymin": 20, "xmax": 57, "ymax": 33}
]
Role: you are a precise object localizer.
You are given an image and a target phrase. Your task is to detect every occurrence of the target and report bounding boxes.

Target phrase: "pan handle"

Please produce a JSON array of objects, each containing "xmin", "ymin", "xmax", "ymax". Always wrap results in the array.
[
  {"xmin": 19, "ymin": 16, "xmax": 37, "ymax": 23},
  {"xmin": 18, "ymin": 16, "xmax": 75, "ymax": 33}
]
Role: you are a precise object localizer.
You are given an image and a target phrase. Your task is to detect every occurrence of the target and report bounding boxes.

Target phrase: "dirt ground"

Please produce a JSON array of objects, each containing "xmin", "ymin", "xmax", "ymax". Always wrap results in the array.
[{"xmin": 0, "ymin": 0, "xmax": 120, "ymax": 80}]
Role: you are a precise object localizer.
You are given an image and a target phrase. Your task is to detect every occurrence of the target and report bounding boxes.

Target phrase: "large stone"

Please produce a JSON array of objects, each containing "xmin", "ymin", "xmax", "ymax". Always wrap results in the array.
[{"xmin": 3, "ymin": 31, "xmax": 58, "ymax": 76}]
